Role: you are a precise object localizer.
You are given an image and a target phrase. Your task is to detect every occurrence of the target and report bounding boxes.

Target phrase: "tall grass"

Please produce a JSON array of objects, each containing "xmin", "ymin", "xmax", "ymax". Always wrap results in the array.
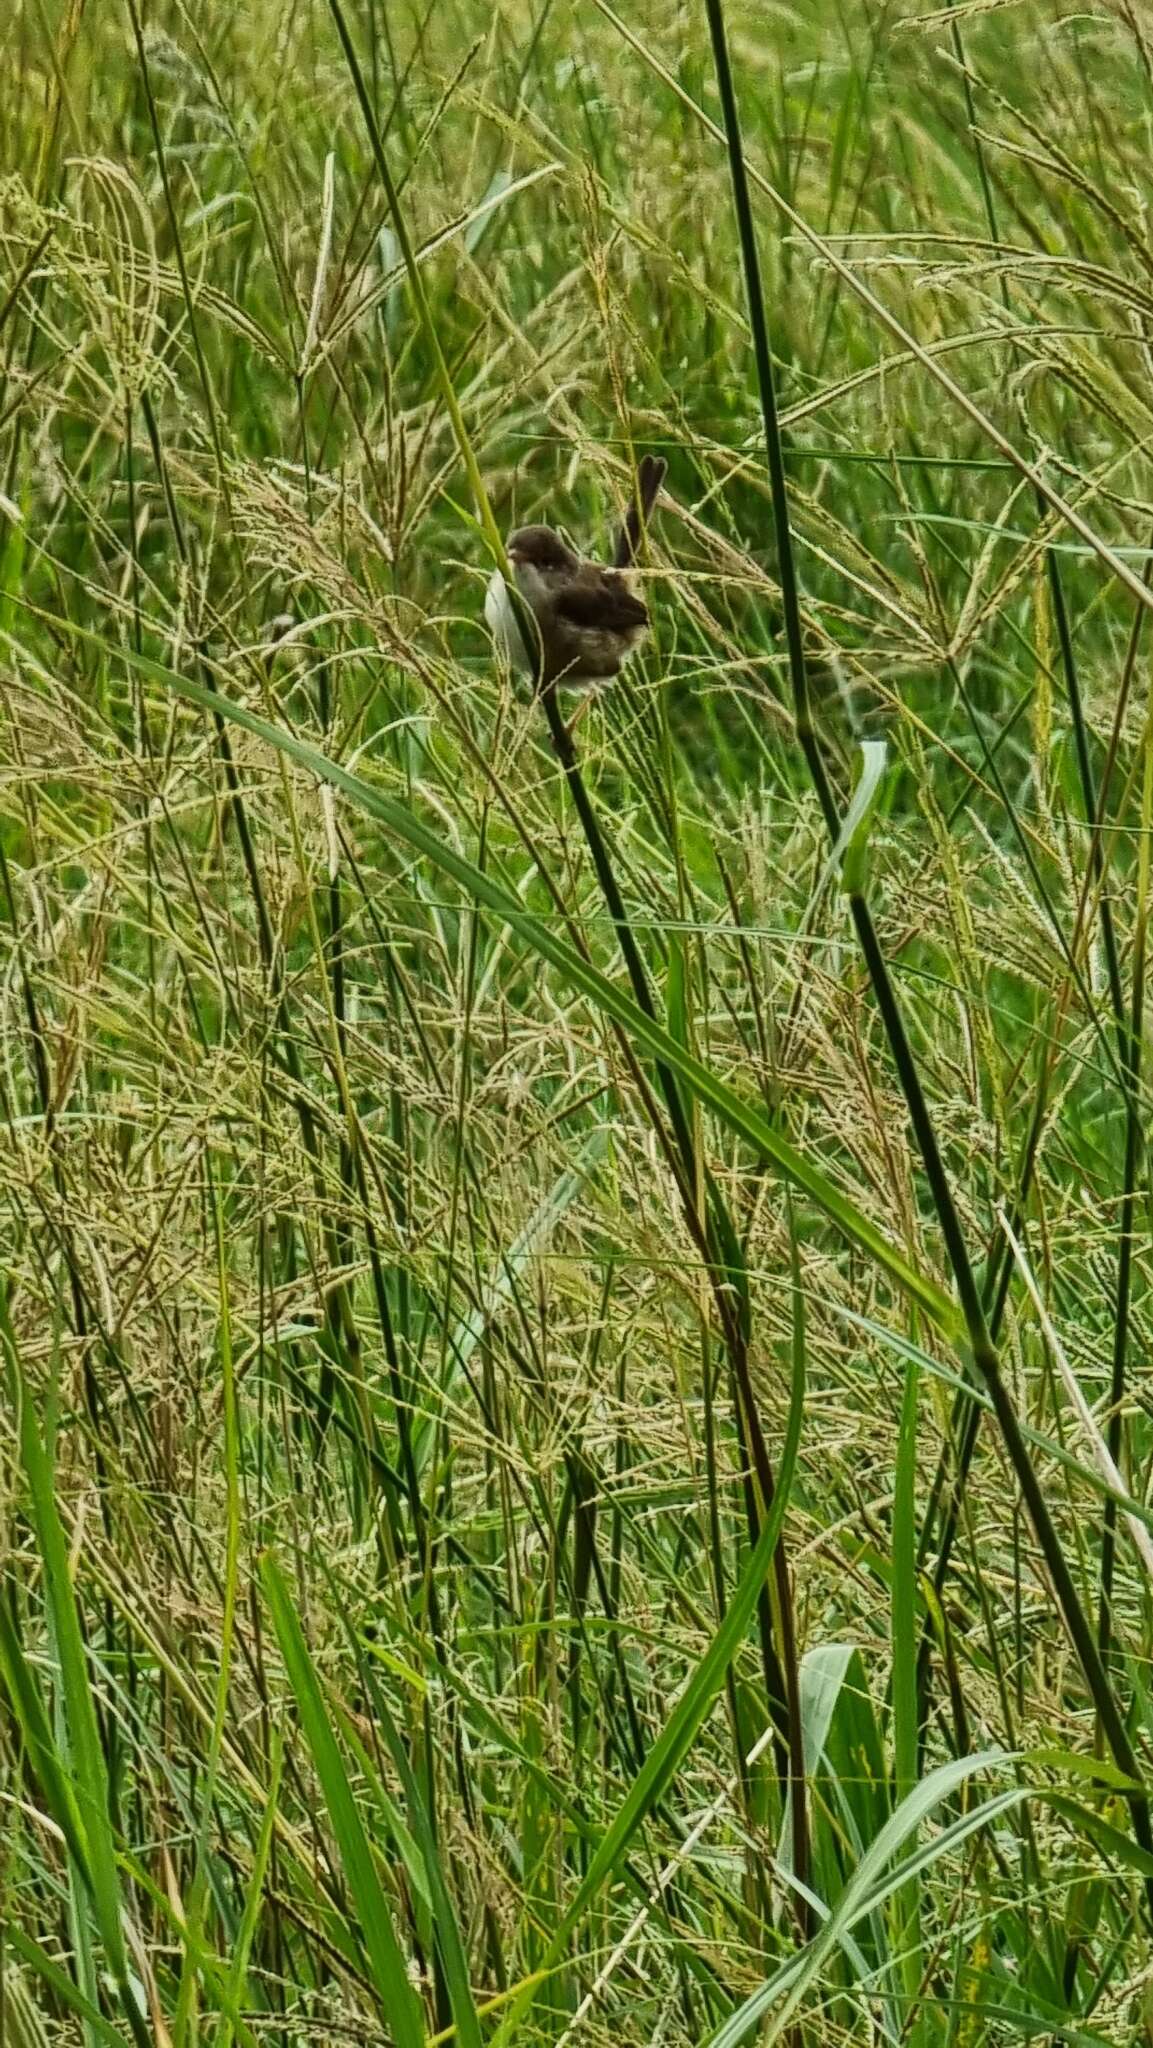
[{"xmin": 3, "ymin": 0, "xmax": 1153, "ymax": 2041}]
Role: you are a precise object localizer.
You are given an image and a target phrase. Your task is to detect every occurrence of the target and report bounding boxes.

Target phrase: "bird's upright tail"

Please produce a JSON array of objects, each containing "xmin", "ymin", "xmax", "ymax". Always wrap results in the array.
[{"xmin": 613, "ymin": 453, "xmax": 667, "ymax": 569}]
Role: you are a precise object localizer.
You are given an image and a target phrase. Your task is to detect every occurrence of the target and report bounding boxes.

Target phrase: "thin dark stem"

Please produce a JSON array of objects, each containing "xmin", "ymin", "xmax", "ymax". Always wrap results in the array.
[
  {"xmin": 535, "ymin": 621, "xmax": 810, "ymax": 1913},
  {"xmin": 704, "ymin": 0, "xmax": 1153, "ymax": 1906},
  {"xmin": 941, "ymin": 27, "xmax": 1146, "ymax": 1688},
  {"xmin": 850, "ymin": 903, "xmax": 1152, "ymax": 1862}
]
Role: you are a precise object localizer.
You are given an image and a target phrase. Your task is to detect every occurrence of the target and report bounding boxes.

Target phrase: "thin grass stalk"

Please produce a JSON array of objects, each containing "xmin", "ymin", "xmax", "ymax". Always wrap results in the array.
[
  {"xmin": 600, "ymin": 0, "xmax": 1153, "ymax": 625},
  {"xmin": 916, "ymin": 547, "xmax": 1147, "ymax": 1652},
  {"xmin": 892, "ymin": 1337, "xmax": 924, "ymax": 2028},
  {"xmin": 1, "ymin": 1303, "xmax": 153, "ymax": 2048},
  {"xmin": 912, "ymin": 1068, "xmax": 1054, "ymax": 1751},
  {"xmin": 539, "ymin": 671, "xmax": 809, "ymax": 1907},
  {"xmin": 125, "ymin": 0, "xmax": 229, "ymax": 499},
  {"xmin": 557, "ymin": 485, "xmax": 815, "ymax": 1879},
  {"xmin": 847, "ymin": 902, "xmax": 1153, "ymax": 1883},
  {"xmin": 123, "ymin": 22, "xmax": 356, "ymax": 1432},
  {"xmin": 325, "ymin": 0, "xmax": 506, "ymax": 565},
  {"xmin": 0, "ymin": 207, "xmax": 60, "ymax": 541},
  {"xmin": 948, "ymin": 21, "xmax": 1144, "ymax": 1681},
  {"xmin": 324, "ymin": 13, "xmax": 798, "ymax": 1741},
  {"xmin": 0, "ymin": 827, "xmax": 129, "ymax": 1820},
  {"xmin": 171, "ymin": 1161, "xmax": 242, "ymax": 2041},
  {"xmin": 328, "ymin": 0, "xmax": 810, "ymax": 1888},
  {"xmin": 702, "ymin": 0, "xmax": 1153, "ymax": 1905}
]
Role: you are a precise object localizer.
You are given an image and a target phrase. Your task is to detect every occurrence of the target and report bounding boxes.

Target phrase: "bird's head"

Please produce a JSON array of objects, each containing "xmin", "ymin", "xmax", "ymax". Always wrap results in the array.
[{"xmin": 506, "ymin": 525, "xmax": 578, "ymax": 577}]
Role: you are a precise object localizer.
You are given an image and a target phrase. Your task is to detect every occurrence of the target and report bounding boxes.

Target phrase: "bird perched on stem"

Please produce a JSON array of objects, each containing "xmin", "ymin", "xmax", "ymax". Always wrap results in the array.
[{"xmin": 486, "ymin": 454, "xmax": 666, "ymax": 694}]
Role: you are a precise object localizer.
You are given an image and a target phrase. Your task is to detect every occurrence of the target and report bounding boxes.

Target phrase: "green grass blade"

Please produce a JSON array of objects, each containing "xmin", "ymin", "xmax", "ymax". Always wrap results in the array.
[
  {"xmin": 211, "ymin": 1736, "xmax": 283, "ymax": 2048},
  {"xmin": 891, "ymin": 1338, "xmax": 923, "ymax": 2030},
  {"xmin": 260, "ymin": 1553, "xmax": 426, "ymax": 2048},
  {"xmin": 3, "ymin": 1930, "xmax": 131, "ymax": 2048},
  {"xmin": 0, "ymin": 1595, "xmax": 91, "ymax": 1878},
  {"xmin": 347, "ymin": 1691, "xmax": 485, "ymax": 2048},
  {"xmin": 0, "ymin": 1298, "xmax": 149, "ymax": 2048},
  {"xmin": 706, "ymin": 1754, "xmax": 1019, "ymax": 2046}
]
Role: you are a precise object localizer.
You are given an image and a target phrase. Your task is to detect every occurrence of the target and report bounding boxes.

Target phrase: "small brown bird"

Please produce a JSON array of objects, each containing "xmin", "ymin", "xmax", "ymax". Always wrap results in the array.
[{"xmin": 486, "ymin": 456, "xmax": 665, "ymax": 692}]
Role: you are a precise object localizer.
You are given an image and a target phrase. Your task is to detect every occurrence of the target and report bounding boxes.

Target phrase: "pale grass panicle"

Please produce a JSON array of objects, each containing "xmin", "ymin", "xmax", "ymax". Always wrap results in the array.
[{"xmin": 1, "ymin": 0, "xmax": 1153, "ymax": 2041}]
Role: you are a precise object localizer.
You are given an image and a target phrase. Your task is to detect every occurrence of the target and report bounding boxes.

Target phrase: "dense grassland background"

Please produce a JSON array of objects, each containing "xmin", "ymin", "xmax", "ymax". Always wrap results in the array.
[{"xmin": 4, "ymin": 0, "xmax": 1153, "ymax": 2040}]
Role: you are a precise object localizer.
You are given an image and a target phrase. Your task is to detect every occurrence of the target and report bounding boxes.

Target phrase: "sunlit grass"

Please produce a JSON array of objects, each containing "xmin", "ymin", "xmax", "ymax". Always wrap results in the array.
[{"xmin": 2, "ymin": 0, "xmax": 1153, "ymax": 2041}]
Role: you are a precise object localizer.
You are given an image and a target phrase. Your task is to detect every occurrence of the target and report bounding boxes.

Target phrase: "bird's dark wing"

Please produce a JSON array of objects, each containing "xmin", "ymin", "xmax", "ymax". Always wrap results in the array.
[
  {"xmin": 612, "ymin": 454, "xmax": 667, "ymax": 569},
  {"xmin": 553, "ymin": 575, "xmax": 648, "ymax": 632}
]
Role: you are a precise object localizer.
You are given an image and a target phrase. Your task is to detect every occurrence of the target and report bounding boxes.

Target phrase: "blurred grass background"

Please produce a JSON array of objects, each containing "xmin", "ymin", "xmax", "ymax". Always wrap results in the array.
[{"xmin": 3, "ymin": 0, "xmax": 1153, "ymax": 2040}]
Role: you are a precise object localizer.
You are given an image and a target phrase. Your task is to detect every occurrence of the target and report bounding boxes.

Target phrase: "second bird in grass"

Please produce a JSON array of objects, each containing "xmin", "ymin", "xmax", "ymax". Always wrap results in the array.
[{"xmin": 485, "ymin": 456, "xmax": 666, "ymax": 692}]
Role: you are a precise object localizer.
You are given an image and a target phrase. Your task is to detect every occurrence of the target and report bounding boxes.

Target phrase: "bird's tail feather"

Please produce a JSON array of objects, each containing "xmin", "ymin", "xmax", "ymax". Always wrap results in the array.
[{"xmin": 612, "ymin": 453, "xmax": 667, "ymax": 569}]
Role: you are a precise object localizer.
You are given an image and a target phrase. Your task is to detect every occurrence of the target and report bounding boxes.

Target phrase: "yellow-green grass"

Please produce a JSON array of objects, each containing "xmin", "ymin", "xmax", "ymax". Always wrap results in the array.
[{"xmin": 2, "ymin": 1, "xmax": 1153, "ymax": 2042}]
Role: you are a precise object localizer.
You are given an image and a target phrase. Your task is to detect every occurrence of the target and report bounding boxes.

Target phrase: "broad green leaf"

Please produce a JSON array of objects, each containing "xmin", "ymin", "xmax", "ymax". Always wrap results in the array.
[
  {"xmin": 1026, "ymin": 1747, "xmax": 1142, "ymax": 1794},
  {"xmin": 834, "ymin": 739, "xmax": 888, "ymax": 895},
  {"xmin": 779, "ymin": 1643, "xmax": 873, "ymax": 1876}
]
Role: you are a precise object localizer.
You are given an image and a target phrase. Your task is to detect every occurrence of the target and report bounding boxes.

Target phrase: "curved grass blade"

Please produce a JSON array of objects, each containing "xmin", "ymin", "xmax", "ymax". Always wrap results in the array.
[
  {"xmin": 705, "ymin": 1753, "xmax": 1020, "ymax": 2047},
  {"xmin": 0, "ymin": 1298, "xmax": 150, "ymax": 2048},
  {"xmin": 2, "ymin": 1930, "xmax": 130, "ymax": 2048},
  {"xmin": 343, "ymin": 1686, "xmax": 484, "ymax": 2048},
  {"xmin": 261, "ymin": 1554, "xmax": 426, "ymax": 2048},
  {"xmin": 0, "ymin": 1597, "xmax": 91, "ymax": 1880}
]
